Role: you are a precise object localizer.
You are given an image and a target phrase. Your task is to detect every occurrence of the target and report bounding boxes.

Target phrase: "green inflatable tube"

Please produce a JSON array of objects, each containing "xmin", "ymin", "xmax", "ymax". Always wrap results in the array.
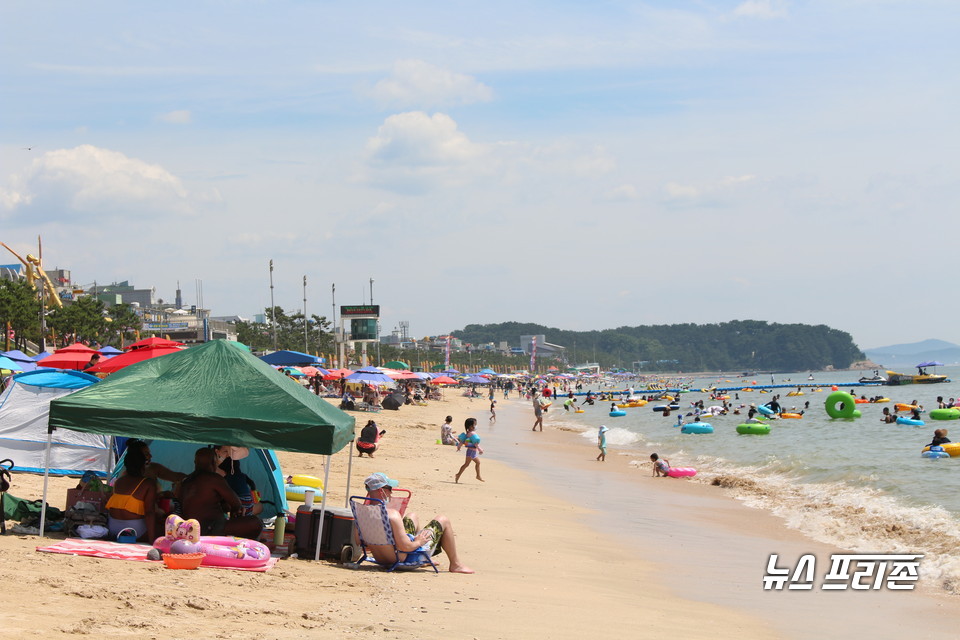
[
  {"xmin": 825, "ymin": 391, "xmax": 858, "ymax": 419},
  {"xmin": 737, "ymin": 423, "xmax": 771, "ymax": 435},
  {"xmin": 930, "ymin": 408, "xmax": 960, "ymax": 421}
]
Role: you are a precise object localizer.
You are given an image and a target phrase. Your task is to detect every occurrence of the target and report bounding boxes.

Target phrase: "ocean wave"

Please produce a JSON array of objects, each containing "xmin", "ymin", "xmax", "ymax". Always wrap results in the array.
[{"xmin": 694, "ymin": 458, "xmax": 960, "ymax": 594}]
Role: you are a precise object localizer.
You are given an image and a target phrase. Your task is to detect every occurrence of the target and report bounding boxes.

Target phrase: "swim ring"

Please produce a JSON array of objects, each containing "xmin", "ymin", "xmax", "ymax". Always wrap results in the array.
[
  {"xmin": 289, "ymin": 474, "xmax": 324, "ymax": 490},
  {"xmin": 756, "ymin": 404, "xmax": 775, "ymax": 416},
  {"xmin": 154, "ymin": 515, "xmax": 271, "ymax": 569},
  {"xmin": 609, "ymin": 410, "xmax": 627, "ymax": 417},
  {"xmin": 922, "ymin": 446, "xmax": 950, "ymax": 459},
  {"xmin": 575, "ymin": 409, "xmax": 585, "ymax": 413},
  {"xmin": 285, "ymin": 484, "xmax": 324, "ymax": 502},
  {"xmin": 895, "ymin": 403, "xmax": 921, "ymax": 413},
  {"xmin": 825, "ymin": 391, "xmax": 860, "ymax": 419},
  {"xmin": 929, "ymin": 409, "xmax": 960, "ymax": 421},
  {"xmin": 681, "ymin": 422, "xmax": 713, "ymax": 434},
  {"xmin": 779, "ymin": 413, "xmax": 803, "ymax": 419},
  {"xmin": 896, "ymin": 417, "xmax": 925, "ymax": 426},
  {"xmin": 736, "ymin": 424, "xmax": 771, "ymax": 435},
  {"xmin": 667, "ymin": 467, "xmax": 697, "ymax": 478},
  {"xmin": 922, "ymin": 443, "xmax": 960, "ymax": 457},
  {"xmin": 787, "ymin": 391, "xmax": 804, "ymax": 397}
]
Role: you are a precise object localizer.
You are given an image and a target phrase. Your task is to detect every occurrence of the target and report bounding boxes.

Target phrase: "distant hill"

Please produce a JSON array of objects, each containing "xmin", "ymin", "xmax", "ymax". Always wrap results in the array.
[{"xmin": 864, "ymin": 339, "xmax": 960, "ymax": 368}]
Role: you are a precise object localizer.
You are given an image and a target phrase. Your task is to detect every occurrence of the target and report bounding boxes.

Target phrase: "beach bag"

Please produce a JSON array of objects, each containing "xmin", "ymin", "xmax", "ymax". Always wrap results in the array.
[{"xmin": 0, "ymin": 458, "xmax": 12, "ymax": 494}]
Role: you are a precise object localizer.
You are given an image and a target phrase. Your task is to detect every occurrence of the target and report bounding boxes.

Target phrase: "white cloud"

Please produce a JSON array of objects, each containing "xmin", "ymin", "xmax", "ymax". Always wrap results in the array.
[
  {"xmin": 369, "ymin": 59, "xmax": 493, "ymax": 109},
  {"xmin": 663, "ymin": 174, "xmax": 761, "ymax": 204},
  {"xmin": 363, "ymin": 111, "xmax": 489, "ymax": 191},
  {"xmin": 158, "ymin": 109, "xmax": 192, "ymax": 124},
  {"xmin": 603, "ymin": 184, "xmax": 639, "ymax": 201},
  {"xmin": 0, "ymin": 145, "xmax": 191, "ymax": 220},
  {"xmin": 732, "ymin": 0, "xmax": 788, "ymax": 19},
  {"xmin": 720, "ymin": 174, "xmax": 757, "ymax": 186}
]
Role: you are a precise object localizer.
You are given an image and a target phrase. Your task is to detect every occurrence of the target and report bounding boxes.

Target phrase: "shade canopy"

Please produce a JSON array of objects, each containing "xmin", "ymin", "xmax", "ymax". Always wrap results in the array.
[
  {"xmin": 917, "ymin": 361, "xmax": 944, "ymax": 368},
  {"xmin": 260, "ymin": 350, "xmax": 325, "ymax": 366},
  {"xmin": 48, "ymin": 340, "xmax": 355, "ymax": 455},
  {"xmin": 383, "ymin": 360, "xmax": 409, "ymax": 370}
]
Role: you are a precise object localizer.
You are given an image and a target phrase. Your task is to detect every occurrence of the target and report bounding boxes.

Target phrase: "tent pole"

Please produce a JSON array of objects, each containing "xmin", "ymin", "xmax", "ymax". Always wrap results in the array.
[
  {"xmin": 313, "ymin": 454, "xmax": 332, "ymax": 561},
  {"xmin": 345, "ymin": 438, "xmax": 354, "ymax": 508},
  {"xmin": 38, "ymin": 426, "xmax": 54, "ymax": 538}
]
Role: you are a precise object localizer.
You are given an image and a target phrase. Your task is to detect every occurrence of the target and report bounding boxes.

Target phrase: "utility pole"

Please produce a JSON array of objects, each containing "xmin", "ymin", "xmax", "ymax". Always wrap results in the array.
[
  {"xmin": 370, "ymin": 277, "xmax": 380, "ymax": 365},
  {"xmin": 302, "ymin": 275, "xmax": 308, "ymax": 353},
  {"xmin": 269, "ymin": 260, "xmax": 277, "ymax": 351},
  {"xmin": 331, "ymin": 283, "xmax": 338, "ymax": 368}
]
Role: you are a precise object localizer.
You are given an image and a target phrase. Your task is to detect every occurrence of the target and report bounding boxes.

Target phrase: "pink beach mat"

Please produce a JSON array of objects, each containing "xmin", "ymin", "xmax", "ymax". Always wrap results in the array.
[{"xmin": 36, "ymin": 538, "xmax": 278, "ymax": 572}]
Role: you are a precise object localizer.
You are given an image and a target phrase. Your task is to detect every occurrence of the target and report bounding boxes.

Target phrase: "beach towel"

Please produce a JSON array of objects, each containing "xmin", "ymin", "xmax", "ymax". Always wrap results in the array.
[{"xmin": 36, "ymin": 538, "xmax": 278, "ymax": 572}]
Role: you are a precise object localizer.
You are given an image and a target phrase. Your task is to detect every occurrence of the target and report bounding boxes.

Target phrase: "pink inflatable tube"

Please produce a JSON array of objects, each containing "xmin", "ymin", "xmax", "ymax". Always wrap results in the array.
[
  {"xmin": 667, "ymin": 467, "xmax": 697, "ymax": 478},
  {"xmin": 153, "ymin": 535, "xmax": 271, "ymax": 568},
  {"xmin": 154, "ymin": 514, "xmax": 270, "ymax": 568}
]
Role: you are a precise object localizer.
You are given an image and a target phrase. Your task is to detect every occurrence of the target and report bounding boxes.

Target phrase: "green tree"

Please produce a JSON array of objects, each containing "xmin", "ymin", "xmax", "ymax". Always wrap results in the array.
[
  {"xmin": 104, "ymin": 303, "xmax": 143, "ymax": 347},
  {"xmin": 47, "ymin": 296, "xmax": 110, "ymax": 346},
  {"xmin": 0, "ymin": 278, "xmax": 41, "ymax": 350}
]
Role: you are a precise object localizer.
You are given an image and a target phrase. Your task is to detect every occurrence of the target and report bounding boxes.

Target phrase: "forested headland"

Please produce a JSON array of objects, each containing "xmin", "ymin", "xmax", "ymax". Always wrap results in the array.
[{"xmin": 452, "ymin": 320, "xmax": 865, "ymax": 372}]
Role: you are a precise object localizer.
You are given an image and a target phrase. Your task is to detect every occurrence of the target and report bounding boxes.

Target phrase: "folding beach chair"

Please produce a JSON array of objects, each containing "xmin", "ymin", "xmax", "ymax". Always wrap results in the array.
[
  {"xmin": 348, "ymin": 496, "xmax": 438, "ymax": 573},
  {"xmin": 386, "ymin": 488, "xmax": 411, "ymax": 516}
]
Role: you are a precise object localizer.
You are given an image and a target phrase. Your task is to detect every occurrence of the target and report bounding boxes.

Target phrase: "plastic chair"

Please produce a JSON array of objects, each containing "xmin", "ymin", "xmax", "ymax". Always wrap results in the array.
[{"xmin": 348, "ymin": 496, "xmax": 438, "ymax": 573}]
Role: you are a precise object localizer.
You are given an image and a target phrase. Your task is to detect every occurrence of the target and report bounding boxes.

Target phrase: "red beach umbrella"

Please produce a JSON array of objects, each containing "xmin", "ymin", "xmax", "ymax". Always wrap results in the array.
[
  {"xmin": 126, "ymin": 337, "xmax": 186, "ymax": 351},
  {"xmin": 38, "ymin": 344, "xmax": 102, "ymax": 370},
  {"xmin": 86, "ymin": 346, "xmax": 185, "ymax": 374}
]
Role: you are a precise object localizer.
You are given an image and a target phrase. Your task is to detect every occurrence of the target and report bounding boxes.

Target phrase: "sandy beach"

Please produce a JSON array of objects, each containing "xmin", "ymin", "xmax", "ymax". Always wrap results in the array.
[{"xmin": 2, "ymin": 392, "xmax": 959, "ymax": 639}]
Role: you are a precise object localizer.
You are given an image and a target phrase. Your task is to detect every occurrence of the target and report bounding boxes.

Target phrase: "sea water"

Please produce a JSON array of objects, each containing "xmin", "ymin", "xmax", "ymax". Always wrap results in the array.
[{"xmin": 490, "ymin": 368, "xmax": 960, "ymax": 595}]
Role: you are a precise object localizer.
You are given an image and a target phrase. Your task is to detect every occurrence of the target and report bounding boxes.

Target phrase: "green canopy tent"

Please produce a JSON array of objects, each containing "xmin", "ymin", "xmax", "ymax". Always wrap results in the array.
[
  {"xmin": 383, "ymin": 360, "xmax": 409, "ymax": 370},
  {"xmin": 44, "ymin": 340, "xmax": 356, "ymax": 558},
  {"xmin": 48, "ymin": 340, "xmax": 354, "ymax": 454}
]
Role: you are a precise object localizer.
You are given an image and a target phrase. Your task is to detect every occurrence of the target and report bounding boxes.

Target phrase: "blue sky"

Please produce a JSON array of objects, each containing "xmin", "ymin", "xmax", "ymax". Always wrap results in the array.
[{"xmin": 1, "ymin": 1, "xmax": 957, "ymax": 350}]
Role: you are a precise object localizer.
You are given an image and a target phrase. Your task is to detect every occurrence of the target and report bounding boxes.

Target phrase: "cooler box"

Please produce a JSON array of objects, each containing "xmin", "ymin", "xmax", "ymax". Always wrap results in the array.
[{"xmin": 294, "ymin": 505, "xmax": 356, "ymax": 561}]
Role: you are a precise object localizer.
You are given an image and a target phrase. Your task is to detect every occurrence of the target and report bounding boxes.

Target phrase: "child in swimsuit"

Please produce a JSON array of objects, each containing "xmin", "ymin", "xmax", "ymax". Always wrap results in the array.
[
  {"xmin": 650, "ymin": 453, "xmax": 670, "ymax": 477},
  {"xmin": 455, "ymin": 418, "xmax": 484, "ymax": 483}
]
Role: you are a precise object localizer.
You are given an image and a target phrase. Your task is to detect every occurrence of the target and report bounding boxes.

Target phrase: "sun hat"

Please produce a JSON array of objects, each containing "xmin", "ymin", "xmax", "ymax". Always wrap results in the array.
[
  {"xmin": 364, "ymin": 472, "xmax": 399, "ymax": 491},
  {"xmin": 599, "ymin": 425, "xmax": 609, "ymax": 433}
]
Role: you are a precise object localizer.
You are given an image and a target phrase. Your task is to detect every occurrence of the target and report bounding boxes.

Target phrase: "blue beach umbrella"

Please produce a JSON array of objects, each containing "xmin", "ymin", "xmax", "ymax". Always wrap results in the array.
[
  {"xmin": 0, "ymin": 355, "xmax": 23, "ymax": 371},
  {"xmin": 346, "ymin": 368, "xmax": 396, "ymax": 385},
  {"xmin": 463, "ymin": 374, "xmax": 490, "ymax": 384}
]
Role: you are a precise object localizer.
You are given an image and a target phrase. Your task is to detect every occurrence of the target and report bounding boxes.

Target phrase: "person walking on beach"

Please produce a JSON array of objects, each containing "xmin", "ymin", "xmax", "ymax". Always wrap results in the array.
[
  {"xmin": 532, "ymin": 393, "xmax": 544, "ymax": 431},
  {"xmin": 489, "ymin": 399, "xmax": 497, "ymax": 423},
  {"xmin": 455, "ymin": 418, "xmax": 484, "ymax": 483},
  {"xmin": 597, "ymin": 425, "xmax": 609, "ymax": 461}
]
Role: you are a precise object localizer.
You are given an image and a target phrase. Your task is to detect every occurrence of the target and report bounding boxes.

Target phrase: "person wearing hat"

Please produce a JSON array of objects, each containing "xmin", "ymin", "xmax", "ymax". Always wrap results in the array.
[
  {"xmin": 363, "ymin": 472, "xmax": 474, "ymax": 573},
  {"xmin": 597, "ymin": 425, "xmax": 609, "ymax": 462}
]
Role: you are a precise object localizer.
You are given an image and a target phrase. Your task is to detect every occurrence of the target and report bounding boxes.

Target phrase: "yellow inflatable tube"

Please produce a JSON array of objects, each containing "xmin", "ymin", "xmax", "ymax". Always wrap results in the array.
[
  {"xmin": 922, "ymin": 443, "xmax": 960, "ymax": 457},
  {"xmin": 289, "ymin": 474, "xmax": 324, "ymax": 490}
]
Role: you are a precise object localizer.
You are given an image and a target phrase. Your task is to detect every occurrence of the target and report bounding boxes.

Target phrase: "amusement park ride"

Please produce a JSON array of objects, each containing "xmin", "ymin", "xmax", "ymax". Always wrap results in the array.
[{"xmin": 2, "ymin": 237, "xmax": 63, "ymax": 351}]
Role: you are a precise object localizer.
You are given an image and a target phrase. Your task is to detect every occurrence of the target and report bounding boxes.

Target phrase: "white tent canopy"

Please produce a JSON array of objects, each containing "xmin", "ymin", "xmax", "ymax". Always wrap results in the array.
[{"xmin": 0, "ymin": 370, "xmax": 109, "ymax": 475}]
